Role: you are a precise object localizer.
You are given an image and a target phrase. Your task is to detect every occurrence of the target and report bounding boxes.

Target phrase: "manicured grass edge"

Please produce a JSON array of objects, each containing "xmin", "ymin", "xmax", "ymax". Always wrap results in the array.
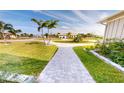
[{"xmin": 73, "ymin": 46, "xmax": 124, "ymax": 83}]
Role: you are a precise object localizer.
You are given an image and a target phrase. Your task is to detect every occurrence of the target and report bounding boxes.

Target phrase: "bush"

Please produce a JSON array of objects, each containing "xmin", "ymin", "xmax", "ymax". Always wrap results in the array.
[
  {"xmin": 96, "ymin": 41, "xmax": 124, "ymax": 67},
  {"xmin": 73, "ymin": 34, "xmax": 82, "ymax": 42},
  {"xmin": 109, "ymin": 51, "xmax": 124, "ymax": 66},
  {"xmin": 95, "ymin": 43, "xmax": 111, "ymax": 55}
]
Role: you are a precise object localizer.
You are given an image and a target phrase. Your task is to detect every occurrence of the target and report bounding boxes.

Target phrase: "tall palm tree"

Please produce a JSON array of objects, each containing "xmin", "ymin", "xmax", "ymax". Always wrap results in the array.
[
  {"xmin": 47, "ymin": 20, "xmax": 59, "ymax": 34},
  {"xmin": 45, "ymin": 20, "xmax": 59, "ymax": 39},
  {"xmin": 0, "ymin": 21, "xmax": 13, "ymax": 43},
  {"xmin": 44, "ymin": 20, "xmax": 59, "ymax": 45},
  {"xmin": 31, "ymin": 18, "xmax": 44, "ymax": 38}
]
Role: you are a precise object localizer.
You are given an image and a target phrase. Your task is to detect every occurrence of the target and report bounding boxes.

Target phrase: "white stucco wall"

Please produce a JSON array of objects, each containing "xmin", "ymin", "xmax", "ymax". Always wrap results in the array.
[{"xmin": 105, "ymin": 17, "xmax": 124, "ymax": 41}]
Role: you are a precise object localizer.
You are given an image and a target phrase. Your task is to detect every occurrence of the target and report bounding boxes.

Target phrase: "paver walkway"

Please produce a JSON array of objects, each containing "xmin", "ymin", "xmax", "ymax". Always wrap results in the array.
[{"xmin": 38, "ymin": 45, "xmax": 95, "ymax": 83}]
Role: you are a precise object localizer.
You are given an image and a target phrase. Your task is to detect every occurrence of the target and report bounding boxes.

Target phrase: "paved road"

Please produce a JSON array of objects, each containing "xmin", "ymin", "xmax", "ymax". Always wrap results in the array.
[
  {"xmin": 38, "ymin": 46, "xmax": 95, "ymax": 83},
  {"xmin": 0, "ymin": 39, "xmax": 38, "ymax": 42},
  {"xmin": 51, "ymin": 41, "xmax": 95, "ymax": 47}
]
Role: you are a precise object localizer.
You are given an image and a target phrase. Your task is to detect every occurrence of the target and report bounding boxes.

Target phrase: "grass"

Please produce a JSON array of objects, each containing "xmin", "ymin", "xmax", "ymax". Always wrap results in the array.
[
  {"xmin": 74, "ymin": 46, "xmax": 124, "ymax": 83},
  {"xmin": 0, "ymin": 41, "xmax": 57, "ymax": 77},
  {"xmin": 53, "ymin": 38, "xmax": 98, "ymax": 44}
]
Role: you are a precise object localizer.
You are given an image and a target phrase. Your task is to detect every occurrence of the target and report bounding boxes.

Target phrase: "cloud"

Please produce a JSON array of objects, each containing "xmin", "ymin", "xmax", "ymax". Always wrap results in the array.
[
  {"xmin": 33, "ymin": 10, "xmax": 81, "ymax": 24},
  {"xmin": 99, "ymin": 12, "xmax": 110, "ymax": 19},
  {"xmin": 33, "ymin": 10, "xmax": 115, "ymax": 36},
  {"xmin": 33, "ymin": 10, "xmax": 60, "ymax": 20},
  {"xmin": 72, "ymin": 10, "xmax": 95, "ymax": 24},
  {"xmin": 60, "ymin": 26, "xmax": 70, "ymax": 29}
]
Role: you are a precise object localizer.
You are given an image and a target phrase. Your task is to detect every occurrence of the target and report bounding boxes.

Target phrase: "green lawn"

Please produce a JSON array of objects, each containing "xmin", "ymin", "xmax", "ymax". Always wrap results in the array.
[
  {"xmin": 0, "ymin": 41, "xmax": 57, "ymax": 76},
  {"xmin": 74, "ymin": 46, "xmax": 124, "ymax": 83},
  {"xmin": 53, "ymin": 38, "xmax": 97, "ymax": 44}
]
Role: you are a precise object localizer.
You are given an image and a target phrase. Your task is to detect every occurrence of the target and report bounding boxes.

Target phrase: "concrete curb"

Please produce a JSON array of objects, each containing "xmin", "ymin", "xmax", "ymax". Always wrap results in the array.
[{"xmin": 90, "ymin": 50, "xmax": 124, "ymax": 72}]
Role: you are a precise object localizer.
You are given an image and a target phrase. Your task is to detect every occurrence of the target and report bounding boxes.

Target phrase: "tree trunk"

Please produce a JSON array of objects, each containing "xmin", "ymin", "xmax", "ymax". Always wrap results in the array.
[
  {"xmin": 47, "ymin": 29, "xmax": 50, "ymax": 45},
  {"xmin": 48, "ymin": 29, "xmax": 49, "ymax": 38},
  {"xmin": 2, "ymin": 32, "xmax": 7, "ymax": 44},
  {"xmin": 41, "ymin": 28, "xmax": 46, "ymax": 45},
  {"xmin": 15, "ymin": 34, "xmax": 17, "ymax": 39},
  {"xmin": 41, "ymin": 28, "xmax": 44, "ymax": 38}
]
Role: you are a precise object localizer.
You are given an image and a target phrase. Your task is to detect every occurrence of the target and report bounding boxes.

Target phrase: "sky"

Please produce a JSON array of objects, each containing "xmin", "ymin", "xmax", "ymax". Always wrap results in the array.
[{"xmin": 0, "ymin": 10, "xmax": 118, "ymax": 36}]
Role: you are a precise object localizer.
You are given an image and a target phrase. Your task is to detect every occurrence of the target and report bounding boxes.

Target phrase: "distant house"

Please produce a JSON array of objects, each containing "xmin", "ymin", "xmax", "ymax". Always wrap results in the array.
[
  {"xmin": 58, "ymin": 33, "xmax": 77, "ymax": 39},
  {"xmin": 59, "ymin": 34, "xmax": 67, "ymax": 39},
  {"xmin": 0, "ymin": 32, "xmax": 16, "ymax": 39},
  {"xmin": 99, "ymin": 11, "xmax": 124, "ymax": 42}
]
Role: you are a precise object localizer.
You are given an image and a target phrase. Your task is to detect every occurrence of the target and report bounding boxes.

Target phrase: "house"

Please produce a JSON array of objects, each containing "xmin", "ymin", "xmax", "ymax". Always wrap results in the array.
[
  {"xmin": 58, "ymin": 33, "xmax": 77, "ymax": 39},
  {"xmin": 58, "ymin": 34, "xmax": 67, "ymax": 39},
  {"xmin": 0, "ymin": 32, "xmax": 16, "ymax": 39},
  {"xmin": 99, "ymin": 11, "xmax": 124, "ymax": 42}
]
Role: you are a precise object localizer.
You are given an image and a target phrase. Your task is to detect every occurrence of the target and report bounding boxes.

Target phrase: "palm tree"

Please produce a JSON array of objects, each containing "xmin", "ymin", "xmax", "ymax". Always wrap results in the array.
[
  {"xmin": 45, "ymin": 20, "xmax": 59, "ymax": 45},
  {"xmin": 0, "ymin": 21, "xmax": 13, "ymax": 43},
  {"xmin": 45, "ymin": 20, "xmax": 59, "ymax": 44},
  {"xmin": 31, "ymin": 18, "xmax": 44, "ymax": 38},
  {"xmin": 47, "ymin": 20, "xmax": 59, "ymax": 35},
  {"xmin": 8, "ymin": 28, "xmax": 22, "ymax": 38}
]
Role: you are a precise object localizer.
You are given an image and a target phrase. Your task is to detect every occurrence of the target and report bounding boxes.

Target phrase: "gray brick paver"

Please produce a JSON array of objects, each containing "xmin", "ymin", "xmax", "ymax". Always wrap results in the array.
[{"xmin": 38, "ymin": 47, "xmax": 95, "ymax": 83}]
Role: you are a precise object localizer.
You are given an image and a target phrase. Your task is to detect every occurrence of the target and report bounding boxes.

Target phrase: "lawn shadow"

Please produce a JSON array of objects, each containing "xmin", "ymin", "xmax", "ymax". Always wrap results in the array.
[
  {"xmin": 0, "ymin": 53, "xmax": 48, "ymax": 77},
  {"xmin": 0, "ymin": 42, "xmax": 12, "ymax": 44},
  {"xmin": 25, "ymin": 41, "xmax": 41, "ymax": 45}
]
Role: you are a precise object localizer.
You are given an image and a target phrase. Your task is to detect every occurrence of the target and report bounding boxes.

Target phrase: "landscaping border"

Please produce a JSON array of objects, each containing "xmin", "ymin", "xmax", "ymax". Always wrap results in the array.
[
  {"xmin": 90, "ymin": 50, "xmax": 124, "ymax": 72},
  {"xmin": 0, "ymin": 71, "xmax": 37, "ymax": 83}
]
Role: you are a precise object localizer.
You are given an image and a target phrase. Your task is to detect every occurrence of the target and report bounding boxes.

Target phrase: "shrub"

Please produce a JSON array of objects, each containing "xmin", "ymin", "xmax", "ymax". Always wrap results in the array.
[
  {"xmin": 95, "ymin": 43, "xmax": 111, "ymax": 55},
  {"xmin": 73, "ymin": 34, "xmax": 82, "ymax": 42},
  {"xmin": 109, "ymin": 51, "xmax": 124, "ymax": 66},
  {"xmin": 96, "ymin": 41, "xmax": 124, "ymax": 67}
]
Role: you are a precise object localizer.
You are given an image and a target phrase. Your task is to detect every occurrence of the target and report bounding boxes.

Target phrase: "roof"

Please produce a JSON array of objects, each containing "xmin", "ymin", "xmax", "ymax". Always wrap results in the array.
[
  {"xmin": 3, "ymin": 32, "xmax": 13, "ymax": 35},
  {"xmin": 99, "ymin": 11, "xmax": 124, "ymax": 24}
]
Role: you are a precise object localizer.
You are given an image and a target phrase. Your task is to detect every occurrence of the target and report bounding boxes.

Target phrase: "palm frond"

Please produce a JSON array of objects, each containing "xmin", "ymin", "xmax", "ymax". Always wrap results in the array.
[
  {"xmin": 38, "ymin": 27, "xmax": 41, "ymax": 32},
  {"xmin": 0, "ymin": 21, "xmax": 5, "ymax": 30},
  {"xmin": 40, "ymin": 20, "xmax": 44, "ymax": 23},
  {"xmin": 4, "ymin": 24, "xmax": 13, "ymax": 30},
  {"xmin": 31, "ymin": 18, "xmax": 40, "ymax": 26},
  {"xmin": 15, "ymin": 29, "xmax": 22, "ymax": 33}
]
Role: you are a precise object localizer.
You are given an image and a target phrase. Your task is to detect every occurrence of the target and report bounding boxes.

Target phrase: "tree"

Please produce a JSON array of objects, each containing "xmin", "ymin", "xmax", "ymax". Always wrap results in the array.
[
  {"xmin": 81, "ymin": 34, "xmax": 87, "ymax": 38},
  {"xmin": 29, "ymin": 34, "xmax": 33, "ymax": 37},
  {"xmin": 44, "ymin": 33, "xmax": 49, "ymax": 38},
  {"xmin": 86, "ymin": 33, "xmax": 94, "ymax": 37},
  {"xmin": 56, "ymin": 32, "xmax": 60, "ymax": 37},
  {"xmin": 0, "ymin": 21, "xmax": 13, "ymax": 43},
  {"xmin": 73, "ymin": 34, "xmax": 82, "ymax": 42},
  {"xmin": 66, "ymin": 32, "xmax": 72, "ymax": 38},
  {"xmin": 31, "ymin": 19, "xmax": 59, "ymax": 45},
  {"xmin": 31, "ymin": 18, "xmax": 44, "ymax": 38},
  {"xmin": 47, "ymin": 20, "xmax": 59, "ymax": 34},
  {"xmin": 45, "ymin": 20, "xmax": 59, "ymax": 44},
  {"xmin": 8, "ymin": 28, "xmax": 22, "ymax": 38},
  {"xmin": 0, "ymin": 32, "xmax": 2, "ymax": 39}
]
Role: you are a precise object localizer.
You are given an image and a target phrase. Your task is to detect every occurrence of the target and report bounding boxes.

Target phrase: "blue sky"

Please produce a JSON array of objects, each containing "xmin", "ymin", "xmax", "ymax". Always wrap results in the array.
[{"xmin": 0, "ymin": 10, "xmax": 118, "ymax": 36}]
